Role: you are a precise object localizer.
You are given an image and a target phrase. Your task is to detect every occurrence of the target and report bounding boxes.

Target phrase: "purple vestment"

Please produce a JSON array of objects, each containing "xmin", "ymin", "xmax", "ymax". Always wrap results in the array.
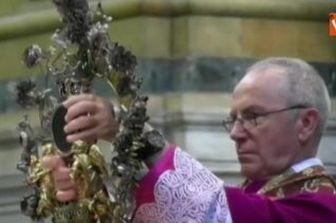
[{"xmin": 133, "ymin": 146, "xmax": 336, "ymax": 222}]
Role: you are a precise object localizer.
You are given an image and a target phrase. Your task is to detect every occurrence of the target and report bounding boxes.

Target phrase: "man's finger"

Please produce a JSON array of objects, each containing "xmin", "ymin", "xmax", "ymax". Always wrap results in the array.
[
  {"xmin": 55, "ymin": 179, "xmax": 76, "ymax": 191},
  {"xmin": 64, "ymin": 100, "xmax": 97, "ymax": 123},
  {"xmin": 53, "ymin": 166, "xmax": 72, "ymax": 181},
  {"xmin": 41, "ymin": 155, "xmax": 65, "ymax": 170},
  {"xmin": 64, "ymin": 115, "xmax": 97, "ymax": 134},
  {"xmin": 66, "ymin": 127, "xmax": 99, "ymax": 143},
  {"xmin": 63, "ymin": 94, "xmax": 95, "ymax": 108},
  {"xmin": 56, "ymin": 189, "xmax": 77, "ymax": 202}
]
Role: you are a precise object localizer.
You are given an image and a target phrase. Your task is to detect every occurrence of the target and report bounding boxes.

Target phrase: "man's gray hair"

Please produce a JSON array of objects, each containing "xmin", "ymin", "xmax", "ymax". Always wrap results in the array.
[{"xmin": 247, "ymin": 57, "xmax": 331, "ymax": 142}]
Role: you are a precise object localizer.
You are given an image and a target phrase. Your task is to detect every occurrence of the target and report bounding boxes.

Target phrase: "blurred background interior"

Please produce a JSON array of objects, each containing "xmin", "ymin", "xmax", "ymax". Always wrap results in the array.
[{"xmin": 0, "ymin": 0, "xmax": 336, "ymax": 222}]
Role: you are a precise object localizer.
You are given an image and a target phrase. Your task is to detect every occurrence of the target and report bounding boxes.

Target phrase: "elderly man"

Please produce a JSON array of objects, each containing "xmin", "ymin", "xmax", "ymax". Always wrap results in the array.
[{"xmin": 44, "ymin": 57, "xmax": 336, "ymax": 222}]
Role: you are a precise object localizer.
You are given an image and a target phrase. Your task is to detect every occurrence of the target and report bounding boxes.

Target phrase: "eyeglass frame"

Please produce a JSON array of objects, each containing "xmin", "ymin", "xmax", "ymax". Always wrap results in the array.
[{"xmin": 222, "ymin": 104, "xmax": 311, "ymax": 132}]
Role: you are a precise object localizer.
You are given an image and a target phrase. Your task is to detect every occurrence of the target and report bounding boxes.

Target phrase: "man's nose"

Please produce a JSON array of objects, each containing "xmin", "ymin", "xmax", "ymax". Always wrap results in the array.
[{"xmin": 229, "ymin": 120, "xmax": 246, "ymax": 141}]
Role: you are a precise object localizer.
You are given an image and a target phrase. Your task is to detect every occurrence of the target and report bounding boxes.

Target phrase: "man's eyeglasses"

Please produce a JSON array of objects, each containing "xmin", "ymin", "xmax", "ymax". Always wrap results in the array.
[{"xmin": 222, "ymin": 105, "xmax": 310, "ymax": 132}]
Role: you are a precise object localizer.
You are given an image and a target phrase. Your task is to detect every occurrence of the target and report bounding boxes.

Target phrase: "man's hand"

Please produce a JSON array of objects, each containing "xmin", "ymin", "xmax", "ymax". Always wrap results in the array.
[
  {"xmin": 63, "ymin": 94, "xmax": 119, "ymax": 143},
  {"xmin": 41, "ymin": 155, "xmax": 77, "ymax": 202}
]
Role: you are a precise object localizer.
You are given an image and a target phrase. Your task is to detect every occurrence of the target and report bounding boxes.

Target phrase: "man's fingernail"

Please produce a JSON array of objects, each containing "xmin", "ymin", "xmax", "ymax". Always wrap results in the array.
[{"xmin": 66, "ymin": 135, "xmax": 73, "ymax": 142}]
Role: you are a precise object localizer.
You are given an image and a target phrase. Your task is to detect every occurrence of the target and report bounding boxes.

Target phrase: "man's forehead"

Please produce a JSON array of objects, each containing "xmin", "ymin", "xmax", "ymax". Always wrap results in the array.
[
  {"xmin": 232, "ymin": 68, "xmax": 288, "ymax": 110},
  {"xmin": 229, "ymin": 99, "xmax": 266, "ymax": 115}
]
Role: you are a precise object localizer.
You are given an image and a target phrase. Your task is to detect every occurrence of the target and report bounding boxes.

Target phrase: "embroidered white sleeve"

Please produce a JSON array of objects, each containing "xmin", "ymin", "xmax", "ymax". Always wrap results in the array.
[{"xmin": 134, "ymin": 148, "xmax": 232, "ymax": 223}]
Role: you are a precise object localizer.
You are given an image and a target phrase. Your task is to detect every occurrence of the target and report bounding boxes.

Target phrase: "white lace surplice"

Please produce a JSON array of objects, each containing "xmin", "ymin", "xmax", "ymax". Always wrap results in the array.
[{"xmin": 134, "ymin": 148, "xmax": 232, "ymax": 223}]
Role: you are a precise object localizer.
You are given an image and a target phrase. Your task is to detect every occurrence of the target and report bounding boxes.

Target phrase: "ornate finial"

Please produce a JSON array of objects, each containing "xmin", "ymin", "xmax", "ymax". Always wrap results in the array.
[{"xmin": 16, "ymin": 0, "xmax": 165, "ymax": 222}]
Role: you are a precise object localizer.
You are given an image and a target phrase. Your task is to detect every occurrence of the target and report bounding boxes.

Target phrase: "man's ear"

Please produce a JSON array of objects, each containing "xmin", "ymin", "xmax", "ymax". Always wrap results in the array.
[{"xmin": 297, "ymin": 108, "xmax": 320, "ymax": 144}]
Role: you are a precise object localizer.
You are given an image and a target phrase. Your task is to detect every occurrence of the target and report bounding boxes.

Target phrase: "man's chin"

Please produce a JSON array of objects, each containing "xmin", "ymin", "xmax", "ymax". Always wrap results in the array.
[{"xmin": 240, "ymin": 164, "xmax": 265, "ymax": 180}]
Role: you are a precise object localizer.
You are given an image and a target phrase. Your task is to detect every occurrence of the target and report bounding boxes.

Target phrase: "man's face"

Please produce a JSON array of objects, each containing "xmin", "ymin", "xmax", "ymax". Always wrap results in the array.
[{"xmin": 230, "ymin": 69, "xmax": 301, "ymax": 180}]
